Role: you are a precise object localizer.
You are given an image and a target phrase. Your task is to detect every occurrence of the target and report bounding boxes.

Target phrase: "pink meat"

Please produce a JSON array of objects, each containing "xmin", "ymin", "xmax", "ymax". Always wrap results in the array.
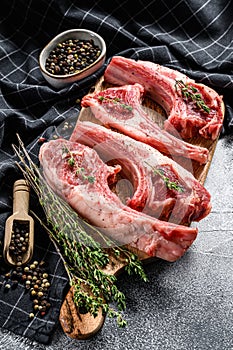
[
  {"xmin": 104, "ymin": 56, "xmax": 224, "ymax": 140},
  {"xmin": 81, "ymin": 83, "xmax": 209, "ymax": 164},
  {"xmin": 39, "ymin": 138, "xmax": 198, "ymax": 262},
  {"xmin": 70, "ymin": 121, "xmax": 211, "ymax": 225}
]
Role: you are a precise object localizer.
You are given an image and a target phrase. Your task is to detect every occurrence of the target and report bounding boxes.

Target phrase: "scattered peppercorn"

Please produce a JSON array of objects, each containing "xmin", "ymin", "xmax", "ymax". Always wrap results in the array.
[
  {"xmin": 23, "ymin": 260, "xmax": 51, "ymax": 316},
  {"xmin": 45, "ymin": 38, "xmax": 101, "ymax": 76},
  {"xmin": 5, "ymin": 272, "xmax": 11, "ymax": 279},
  {"xmin": 4, "ymin": 283, "xmax": 11, "ymax": 290},
  {"xmin": 0, "ymin": 257, "xmax": 51, "ymax": 318}
]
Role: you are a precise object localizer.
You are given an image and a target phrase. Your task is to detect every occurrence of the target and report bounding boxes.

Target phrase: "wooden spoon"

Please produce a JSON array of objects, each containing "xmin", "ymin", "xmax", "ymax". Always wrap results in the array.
[{"xmin": 3, "ymin": 179, "xmax": 34, "ymax": 266}]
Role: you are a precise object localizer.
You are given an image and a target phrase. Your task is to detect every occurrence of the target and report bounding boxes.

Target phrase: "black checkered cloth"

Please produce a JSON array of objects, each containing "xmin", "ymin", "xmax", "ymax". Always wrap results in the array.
[{"xmin": 0, "ymin": 0, "xmax": 233, "ymax": 345}]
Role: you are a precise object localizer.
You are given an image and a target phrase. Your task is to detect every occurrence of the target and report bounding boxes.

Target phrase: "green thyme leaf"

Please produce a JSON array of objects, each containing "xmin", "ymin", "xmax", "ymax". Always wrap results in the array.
[
  {"xmin": 175, "ymin": 79, "xmax": 210, "ymax": 114},
  {"xmin": 145, "ymin": 162, "xmax": 184, "ymax": 193},
  {"xmin": 98, "ymin": 95, "xmax": 133, "ymax": 111},
  {"xmin": 65, "ymin": 147, "xmax": 96, "ymax": 184}
]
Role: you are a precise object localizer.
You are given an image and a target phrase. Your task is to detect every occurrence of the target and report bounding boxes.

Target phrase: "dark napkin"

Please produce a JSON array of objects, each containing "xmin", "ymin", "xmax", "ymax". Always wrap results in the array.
[{"xmin": 0, "ymin": 0, "xmax": 233, "ymax": 344}]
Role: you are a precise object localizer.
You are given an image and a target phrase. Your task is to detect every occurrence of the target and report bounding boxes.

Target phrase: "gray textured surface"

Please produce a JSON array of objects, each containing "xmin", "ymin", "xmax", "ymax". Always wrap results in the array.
[{"xmin": 0, "ymin": 135, "xmax": 232, "ymax": 350}]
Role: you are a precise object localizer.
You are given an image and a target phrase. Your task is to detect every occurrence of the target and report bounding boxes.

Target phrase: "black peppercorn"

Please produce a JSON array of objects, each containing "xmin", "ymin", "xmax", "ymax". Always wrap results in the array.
[
  {"xmin": 0, "ymin": 258, "xmax": 52, "ymax": 318},
  {"xmin": 11, "ymin": 280, "xmax": 18, "ymax": 289},
  {"xmin": 45, "ymin": 38, "xmax": 101, "ymax": 76},
  {"xmin": 8, "ymin": 221, "xmax": 30, "ymax": 264}
]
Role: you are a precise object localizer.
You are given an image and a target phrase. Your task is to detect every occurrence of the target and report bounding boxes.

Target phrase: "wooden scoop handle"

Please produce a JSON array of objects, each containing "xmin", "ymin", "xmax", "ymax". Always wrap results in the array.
[{"xmin": 13, "ymin": 179, "xmax": 30, "ymax": 214}]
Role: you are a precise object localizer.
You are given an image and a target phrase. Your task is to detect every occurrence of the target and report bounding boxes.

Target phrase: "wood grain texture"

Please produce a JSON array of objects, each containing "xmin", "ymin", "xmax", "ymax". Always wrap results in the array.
[{"xmin": 59, "ymin": 286, "xmax": 105, "ymax": 340}]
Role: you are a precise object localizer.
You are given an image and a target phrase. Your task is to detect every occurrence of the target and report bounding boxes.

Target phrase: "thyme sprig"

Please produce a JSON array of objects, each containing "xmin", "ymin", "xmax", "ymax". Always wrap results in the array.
[
  {"xmin": 175, "ymin": 79, "xmax": 210, "ymax": 114},
  {"xmin": 13, "ymin": 135, "xmax": 148, "ymax": 327},
  {"xmin": 98, "ymin": 95, "xmax": 133, "ymax": 111},
  {"xmin": 62, "ymin": 146, "xmax": 95, "ymax": 184},
  {"xmin": 145, "ymin": 162, "xmax": 184, "ymax": 193}
]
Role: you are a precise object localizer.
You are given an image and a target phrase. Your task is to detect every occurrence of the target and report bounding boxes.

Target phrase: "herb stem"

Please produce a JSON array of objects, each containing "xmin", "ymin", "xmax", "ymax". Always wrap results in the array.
[
  {"xmin": 175, "ymin": 79, "xmax": 210, "ymax": 114},
  {"xmin": 98, "ymin": 95, "xmax": 133, "ymax": 111},
  {"xmin": 12, "ymin": 134, "xmax": 148, "ymax": 328},
  {"xmin": 145, "ymin": 161, "xmax": 184, "ymax": 193}
]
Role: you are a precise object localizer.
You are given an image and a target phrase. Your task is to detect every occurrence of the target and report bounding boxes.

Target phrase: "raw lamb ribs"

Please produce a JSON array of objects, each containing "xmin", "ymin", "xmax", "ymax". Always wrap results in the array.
[
  {"xmin": 39, "ymin": 138, "xmax": 198, "ymax": 262},
  {"xmin": 104, "ymin": 56, "xmax": 224, "ymax": 140},
  {"xmin": 81, "ymin": 82, "xmax": 209, "ymax": 164},
  {"xmin": 70, "ymin": 121, "xmax": 211, "ymax": 225}
]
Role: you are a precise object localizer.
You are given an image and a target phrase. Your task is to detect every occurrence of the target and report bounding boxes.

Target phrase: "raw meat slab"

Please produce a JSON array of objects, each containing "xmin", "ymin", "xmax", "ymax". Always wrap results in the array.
[
  {"xmin": 79, "ymin": 76, "xmax": 219, "ymax": 186},
  {"xmin": 59, "ymin": 75, "xmax": 222, "ymax": 339}
]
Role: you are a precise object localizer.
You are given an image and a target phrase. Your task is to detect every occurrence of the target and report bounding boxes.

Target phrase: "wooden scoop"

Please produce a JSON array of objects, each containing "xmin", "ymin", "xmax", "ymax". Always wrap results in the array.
[{"xmin": 3, "ymin": 179, "xmax": 34, "ymax": 266}]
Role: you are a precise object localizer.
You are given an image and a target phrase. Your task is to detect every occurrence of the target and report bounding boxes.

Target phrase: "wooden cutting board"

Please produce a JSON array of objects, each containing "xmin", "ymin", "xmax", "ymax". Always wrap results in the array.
[{"xmin": 59, "ymin": 76, "xmax": 223, "ymax": 339}]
